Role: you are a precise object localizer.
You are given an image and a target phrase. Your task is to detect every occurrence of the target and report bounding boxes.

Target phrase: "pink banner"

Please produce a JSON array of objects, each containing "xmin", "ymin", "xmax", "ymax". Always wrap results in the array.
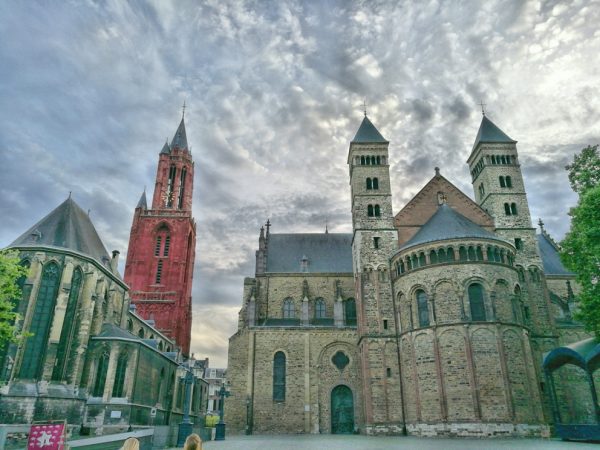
[{"xmin": 27, "ymin": 423, "xmax": 65, "ymax": 450}]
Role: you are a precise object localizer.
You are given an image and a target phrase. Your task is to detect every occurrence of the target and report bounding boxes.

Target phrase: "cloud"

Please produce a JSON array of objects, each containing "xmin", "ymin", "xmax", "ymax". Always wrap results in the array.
[{"xmin": 1, "ymin": 0, "xmax": 599, "ymax": 368}]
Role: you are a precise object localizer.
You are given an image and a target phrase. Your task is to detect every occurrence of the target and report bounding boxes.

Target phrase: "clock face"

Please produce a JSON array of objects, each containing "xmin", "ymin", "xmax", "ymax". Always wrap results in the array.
[{"xmin": 162, "ymin": 189, "xmax": 172, "ymax": 207}]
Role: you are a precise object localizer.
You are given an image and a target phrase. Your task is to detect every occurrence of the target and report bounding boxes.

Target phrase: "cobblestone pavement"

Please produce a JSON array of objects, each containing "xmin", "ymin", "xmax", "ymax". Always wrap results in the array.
[{"xmin": 168, "ymin": 434, "xmax": 599, "ymax": 450}]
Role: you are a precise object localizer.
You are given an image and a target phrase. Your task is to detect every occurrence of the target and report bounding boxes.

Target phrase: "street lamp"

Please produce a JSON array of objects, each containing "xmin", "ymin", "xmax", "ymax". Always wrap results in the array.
[
  {"xmin": 176, "ymin": 368, "xmax": 195, "ymax": 446},
  {"xmin": 214, "ymin": 384, "xmax": 230, "ymax": 441}
]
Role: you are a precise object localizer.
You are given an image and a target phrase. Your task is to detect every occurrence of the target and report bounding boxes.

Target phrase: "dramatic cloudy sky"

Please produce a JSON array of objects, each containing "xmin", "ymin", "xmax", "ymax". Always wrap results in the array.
[{"xmin": 1, "ymin": 0, "xmax": 599, "ymax": 367}]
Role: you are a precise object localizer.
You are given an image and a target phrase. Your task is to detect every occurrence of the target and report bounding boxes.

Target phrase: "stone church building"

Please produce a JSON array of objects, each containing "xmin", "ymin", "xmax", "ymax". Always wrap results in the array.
[{"xmin": 226, "ymin": 113, "xmax": 589, "ymax": 436}]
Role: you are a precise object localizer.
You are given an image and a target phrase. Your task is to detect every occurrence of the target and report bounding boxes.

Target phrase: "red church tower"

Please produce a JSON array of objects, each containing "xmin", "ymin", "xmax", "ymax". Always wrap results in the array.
[{"xmin": 124, "ymin": 114, "xmax": 196, "ymax": 356}]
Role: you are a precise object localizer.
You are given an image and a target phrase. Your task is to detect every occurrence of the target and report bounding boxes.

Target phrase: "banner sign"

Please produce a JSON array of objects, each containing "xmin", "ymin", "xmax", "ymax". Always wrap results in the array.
[{"xmin": 27, "ymin": 422, "xmax": 65, "ymax": 450}]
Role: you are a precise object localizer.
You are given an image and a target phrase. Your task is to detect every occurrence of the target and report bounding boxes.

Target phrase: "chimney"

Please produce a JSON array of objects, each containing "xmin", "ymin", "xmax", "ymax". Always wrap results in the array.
[{"xmin": 111, "ymin": 250, "xmax": 120, "ymax": 273}]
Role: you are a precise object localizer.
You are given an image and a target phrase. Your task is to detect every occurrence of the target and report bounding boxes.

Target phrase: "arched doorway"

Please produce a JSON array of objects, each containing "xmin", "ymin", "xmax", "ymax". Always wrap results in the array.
[{"xmin": 331, "ymin": 385, "xmax": 354, "ymax": 434}]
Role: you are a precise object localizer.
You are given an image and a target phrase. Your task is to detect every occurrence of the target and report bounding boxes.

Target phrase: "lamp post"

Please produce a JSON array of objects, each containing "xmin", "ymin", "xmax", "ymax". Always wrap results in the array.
[
  {"xmin": 214, "ymin": 384, "xmax": 230, "ymax": 440},
  {"xmin": 176, "ymin": 368, "xmax": 195, "ymax": 446}
]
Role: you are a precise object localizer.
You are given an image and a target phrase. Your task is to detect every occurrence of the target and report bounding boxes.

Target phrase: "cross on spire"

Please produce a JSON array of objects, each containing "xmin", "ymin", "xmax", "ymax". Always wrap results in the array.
[
  {"xmin": 538, "ymin": 218, "xmax": 545, "ymax": 232},
  {"xmin": 182, "ymin": 100, "xmax": 186, "ymax": 118},
  {"xmin": 363, "ymin": 99, "xmax": 367, "ymax": 117},
  {"xmin": 479, "ymin": 100, "xmax": 486, "ymax": 116}
]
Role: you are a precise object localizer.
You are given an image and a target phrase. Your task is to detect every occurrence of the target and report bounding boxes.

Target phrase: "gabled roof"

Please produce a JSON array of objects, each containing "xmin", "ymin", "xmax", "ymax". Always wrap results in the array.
[
  {"xmin": 136, "ymin": 191, "xmax": 147, "ymax": 209},
  {"xmin": 537, "ymin": 233, "xmax": 574, "ymax": 276},
  {"xmin": 472, "ymin": 115, "xmax": 516, "ymax": 151},
  {"xmin": 9, "ymin": 197, "xmax": 111, "ymax": 266},
  {"xmin": 170, "ymin": 117, "xmax": 188, "ymax": 150},
  {"xmin": 351, "ymin": 116, "xmax": 388, "ymax": 143},
  {"xmin": 265, "ymin": 233, "xmax": 353, "ymax": 273},
  {"xmin": 400, "ymin": 203, "xmax": 508, "ymax": 250}
]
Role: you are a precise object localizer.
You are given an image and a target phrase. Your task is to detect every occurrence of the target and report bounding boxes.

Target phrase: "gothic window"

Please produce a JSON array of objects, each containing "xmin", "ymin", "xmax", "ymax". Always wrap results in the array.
[
  {"xmin": 506, "ymin": 176, "xmax": 512, "ymax": 188},
  {"xmin": 374, "ymin": 205, "xmax": 381, "ymax": 217},
  {"xmin": 177, "ymin": 167, "xmax": 187, "ymax": 209},
  {"xmin": 360, "ymin": 156, "xmax": 365, "ymax": 165},
  {"xmin": 416, "ymin": 290, "xmax": 429, "ymax": 327},
  {"xmin": 345, "ymin": 299, "xmax": 357, "ymax": 326},
  {"xmin": 315, "ymin": 299, "xmax": 326, "ymax": 319},
  {"xmin": 510, "ymin": 203, "xmax": 518, "ymax": 215},
  {"xmin": 504, "ymin": 203, "xmax": 511, "ymax": 215},
  {"xmin": 154, "ymin": 236, "xmax": 162, "ymax": 256},
  {"xmin": 469, "ymin": 283, "xmax": 486, "ymax": 321},
  {"xmin": 52, "ymin": 267, "xmax": 83, "ymax": 381},
  {"xmin": 166, "ymin": 165, "xmax": 177, "ymax": 207},
  {"xmin": 155, "ymin": 260, "xmax": 163, "ymax": 284},
  {"xmin": 19, "ymin": 262, "xmax": 61, "ymax": 380},
  {"xmin": 163, "ymin": 235, "xmax": 170, "ymax": 256},
  {"xmin": 367, "ymin": 205, "xmax": 374, "ymax": 217},
  {"xmin": 273, "ymin": 351, "xmax": 286, "ymax": 401},
  {"xmin": 112, "ymin": 353, "xmax": 128, "ymax": 397},
  {"xmin": 372, "ymin": 177, "xmax": 379, "ymax": 189},
  {"xmin": 499, "ymin": 176, "xmax": 506, "ymax": 187},
  {"xmin": 283, "ymin": 298, "xmax": 294, "ymax": 318},
  {"xmin": 366, "ymin": 178, "xmax": 372, "ymax": 190},
  {"xmin": 93, "ymin": 350, "xmax": 110, "ymax": 397}
]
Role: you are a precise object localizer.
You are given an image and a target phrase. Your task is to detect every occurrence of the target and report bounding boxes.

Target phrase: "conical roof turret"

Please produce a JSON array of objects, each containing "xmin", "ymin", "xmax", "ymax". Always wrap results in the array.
[
  {"xmin": 351, "ymin": 116, "xmax": 388, "ymax": 143},
  {"xmin": 160, "ymin": 139, "xmax": 170, "ymax": 155},
  {"xmin": 136, "ymin": 190, "xmax": 147, "ymax": 209}
]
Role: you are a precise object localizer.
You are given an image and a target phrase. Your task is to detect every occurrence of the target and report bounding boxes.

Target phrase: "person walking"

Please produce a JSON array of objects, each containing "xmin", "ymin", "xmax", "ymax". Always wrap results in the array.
[{"xmin": 183, "ymin": 433, "xmax": 202, "ymax": 450}]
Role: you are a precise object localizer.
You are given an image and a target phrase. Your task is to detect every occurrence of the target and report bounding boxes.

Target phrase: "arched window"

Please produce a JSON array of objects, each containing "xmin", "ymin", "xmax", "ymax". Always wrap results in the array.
[
  {"xmin": 468, "ymin": 283, "xmax": 486, "ymax": 321},
  {"xmin": 52, "ymin": 267, "xmax": 83, "ymax": 381},
  {"xmin": 499, "ymin": 176, "xmax": 506, "ymax": 187},
  {"xmin": 447, "ymin": 247, "xmax": 455, "ymax": 261},
  {"xmin": 93, "ymin": 350, "xmax": 110, "ymax": 397},
  {"xmin": 468, "ymin": 246, "xmax": 476, "ymax": 261},
  {"xmin": 361, "ymin": 156, "xmax": 365, "ymax": 165},
  {"xmin": 138, "ymin": 328, "xmax": 145, "ymax": 339},
  {"xmin": 374, "ymin": 205, "xmax": 381, "ymax": 217},
  {"xmin": 366, "ymin": 178, "xmax": 372, "ymax": 190},
  {"xmin": 459, "ymin": 246, "xmax": 468, "ymax": 261},
  {"xmin": 372, "ymin": 177, "xmax": 379, "ymax": 189},
  {"xmin": 476, "ymin": 246, "xmax": 484, "ymax": 260},
  {"xmin": 494, "ymin": 247, "xmax": 501, "ymax": 262},
  {"xmin": 158, "ymin": 341, "xmax": 164, "ymax": 351},
  {"xmin": 19, "ymin": 262, "xmax": 61, "ymax": 379},
  {"xmin": 510, "ymin": 203, "xmax": 518, "ymax": 215},
  {"xmin": 155, "ymin": 260, "xmax": 163, "ymax": 284},
  {"xmin": 112, "ymin": 353, "xmax": 128, "ymax": 397},
  {"xmin": 345, "ymin": 299, "xmax": 357, "ymax": 326},
  {"xmin": 283, "ymin": 298, "xmax": 294, "ymax": 318},
  {"xmin": 504, "ymin": 203, "xmax": 511, "ymax": 215},
  {"xmin": 416, "ymin": 290, "xmax": 429, "ymax": 327},
  {"xmin": 438, "ymin": 248, "xmax": 446, "ymax": 262},
  {"xmin": 501, "ymin": 155, "xmax": 506, "ymax": 164},
  {"xmin": 273, "ymin": 351, "xmax": 286, "ymax": 401},
  {"xmin": 429, "ymin": 250, "xmax": 438, "ymax": 264},
  {"xmin": 406, "ymin": 257, "xmax": 412, "ymax": 270},
  {"xmin": 419, "ymin": 252, "xmax": 426, "ymax": 266},
  {"xmin": 177, "ymin": 167, "xmax": 187, "ymax": 209},
  {"xmin": 491, "ymin": 155, "xmax": 496, "ymax": 164},
  {"xmin": 376, "ymin": 155, "xmax": 381, "ymax": 165},
  {"xmin": 127, "ymin": 319, "xmax": 133, "ymax": 332},
  {"xmin": 367, "ymin": 205, "xmax": 374, "ymax": 217},
  {"xmin": 487, "ymin": 246, "xmax": 494, "ymax": 261},
  {"xmin": 315, "ymin": 299, "xmax": 326, "ymax": 319},
  {"xmin": 399, "ymin": 260, "xmax": 405, "ymax": 274},
  {"xmin": 411, "ymin": 254, "xmax": 419, "ymax": 269},
  {"xmin": 506, "ymin": 176, "xmax": 512, "ymax": 188},
  {"xmin": 371, "ymin": 156, "xmax": 376, "ymax": 165}
]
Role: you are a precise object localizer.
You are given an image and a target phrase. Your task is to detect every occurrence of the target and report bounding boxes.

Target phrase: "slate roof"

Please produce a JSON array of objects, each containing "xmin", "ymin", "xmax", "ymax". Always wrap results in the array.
[
  {"xmin": 400, "ymin": 203, "xmax": 508, "ymax": 250},
  {"xmin": 9, "ymin": 197, "xmax": 111, "ymax": 266},
  {"xmin": 351, "ymin": 116, "xmax": 388, "ymax": 143},
  {"xmin": 136, "ymin": 191, "xmax": 147, "ymax": 209},
  {"xmin": 537, "ymin": 233, "xmax": 573, "ymax": 276},
  {"xmin": 170, "ymin": 117, "xmax": 188, "ymax": 150},
  {"xmin": 472, "ymin": 115, "xmax": 516, "ymax": 150},
  {"xmin": 96, "ymin": 323, "xmax": 140, "ymax": 340},
  {"xmin": 266, "ymin": 233, "xmax": 353, "ymax": 273},
  {"xmin": 160, "ymin": 140, "xmax": 170, "ymax": 154}
]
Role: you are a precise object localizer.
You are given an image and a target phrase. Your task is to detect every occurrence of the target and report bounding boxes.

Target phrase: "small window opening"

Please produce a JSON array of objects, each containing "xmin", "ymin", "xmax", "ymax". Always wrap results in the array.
[
  {"xmin": 515, "ymin": 238, "xmax": 523, "ymax": 250},
  {"xmin": 155, "ymin": 260, "xmax": 163, "ymax": 284},
  {"xmin": 154, "ymin": 236, "xmax": 162, "ymax": 256},
  {"xmin": 506, "ymin": 176, "xmax": 512, "ymax": 188},
  {"xmin": 386, "ymin": 367, "xmax": 392, "ymax": 377},
  {"xmin": 373, "ymin": 237, "xmax": 380, "ymax": 249},
  {"xmin": 383, "ymin": 319, "xmax": 388, "ymax": 330},
  {"xmin": 372, "ymin": 177, "xmax": 379, "ymax": 189},
  {"xmin": 510, "ymin": 203, "xmax": 518, "ymax": 215},
  {"xmin": 163, "ymin": 235, "xmax": 170, "ymax": 256}
]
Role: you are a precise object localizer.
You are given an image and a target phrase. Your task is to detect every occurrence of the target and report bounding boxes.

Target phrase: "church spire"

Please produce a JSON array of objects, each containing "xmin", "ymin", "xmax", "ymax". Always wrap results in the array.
[
  {"xmin": 170, "ymin": 117, "xmax": 188, "ymax": 151},
  {"xmin": 136, "ymin": 190, "xmax": 147, "ymax": 209}
]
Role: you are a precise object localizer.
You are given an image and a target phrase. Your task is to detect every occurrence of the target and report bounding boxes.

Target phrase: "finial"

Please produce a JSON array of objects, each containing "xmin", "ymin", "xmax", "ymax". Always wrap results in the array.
[
  {"xmin": 68, "ymin": 191, "xmax": 72, "ymax": 199},
  {"xmin": 182, "ymin": 100, "xmax": 186, "ymax": 119},
  {"xmin": 265, "ymin": 219, "xmax": 271, "ymax": 235},
  {"xmin": 479, "ymin": 100, "xmax": 486, "ymax": 116},
  {"xmin": 325, "ymin": 217, "xmax": 329, "ymax": 234},
  {"xmin": 538, "ymin": 218, "xmax": 545, "ymax": 232},
  {"xmin": 434, "ymin": 167, "xmax": 440, "ymax": 176},
  {"xmin": 363, "ymin": 99, "xmax": 367, "ymax": 117}
]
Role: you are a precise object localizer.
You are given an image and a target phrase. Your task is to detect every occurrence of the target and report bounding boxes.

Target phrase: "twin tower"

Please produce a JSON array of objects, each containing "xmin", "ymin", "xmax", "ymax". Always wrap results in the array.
[{"xmin": 124, "ymin": 116, "xmax": 196, "ymax": 356}]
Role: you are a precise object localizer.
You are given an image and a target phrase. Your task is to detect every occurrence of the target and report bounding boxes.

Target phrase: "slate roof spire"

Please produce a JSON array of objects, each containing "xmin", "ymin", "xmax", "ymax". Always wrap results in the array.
[
  {"xmin": 472, "ymin": 115, "xmax": 516, "ymax": 151},
  {"xmin": 160, "ymin": 139, "xmax": 170, "ymax": 155},
  {"xmin": 351, "ymin": 116, "xmax": 388, "ymax": 143},
  {"xmin": 9, "ymin": 196, "xmax": 111, "ymax": 266},
  {"xmin": 170, "ymin": 116, "xmax": 188, "ymax": 151},
  {"xmin": 136, "ymin": 190, "xmax": 147, "ymax": 209}
]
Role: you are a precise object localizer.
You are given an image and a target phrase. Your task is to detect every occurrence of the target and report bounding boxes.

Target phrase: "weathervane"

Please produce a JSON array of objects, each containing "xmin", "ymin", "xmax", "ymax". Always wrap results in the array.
[{"xmin": 479, "ymin": 100, "xmax": 486, "ymax": 116}]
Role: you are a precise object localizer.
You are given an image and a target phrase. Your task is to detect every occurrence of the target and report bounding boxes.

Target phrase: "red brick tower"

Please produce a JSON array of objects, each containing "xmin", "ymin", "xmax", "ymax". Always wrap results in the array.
[{"xmin": 124, "ymin": 114, "xmax": 196, "ymax": 356}]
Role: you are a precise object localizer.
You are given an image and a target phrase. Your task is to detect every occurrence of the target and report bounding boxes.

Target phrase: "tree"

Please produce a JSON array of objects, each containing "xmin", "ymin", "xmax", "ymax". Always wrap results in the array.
[
  {"xmin": 565, "ymin": 144, "xmax": 600, "ymax": 194},
  {"xmin": 0, "ymin": 250, "xmax": 29, "ymax": 345},
  {"xmin": 561, "ymin": 145, "xmax": 600, "ymax": 337}
]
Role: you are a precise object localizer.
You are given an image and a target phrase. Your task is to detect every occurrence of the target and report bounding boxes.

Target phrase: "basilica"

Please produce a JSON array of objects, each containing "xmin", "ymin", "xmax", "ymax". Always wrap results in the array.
[{"xmin": 226, "ymin": 113, "xmax": 589, "ymax": 436}]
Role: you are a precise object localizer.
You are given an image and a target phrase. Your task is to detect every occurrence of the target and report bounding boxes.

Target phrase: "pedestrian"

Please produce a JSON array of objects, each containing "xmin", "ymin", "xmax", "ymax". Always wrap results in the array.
[
  {"xmin": 183, "ymin": 433, "xmax": 202, "ymax": 450},
  {"xmin": 120, "ymin": 437, "xmax": 140, "ymax": 450}
]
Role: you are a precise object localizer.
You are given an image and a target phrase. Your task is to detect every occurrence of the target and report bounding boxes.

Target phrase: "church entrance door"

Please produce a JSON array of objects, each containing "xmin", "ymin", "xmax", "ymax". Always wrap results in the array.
[{"xmin": 331, "ymin": 385, "xmax": 354, "ymax": 434}]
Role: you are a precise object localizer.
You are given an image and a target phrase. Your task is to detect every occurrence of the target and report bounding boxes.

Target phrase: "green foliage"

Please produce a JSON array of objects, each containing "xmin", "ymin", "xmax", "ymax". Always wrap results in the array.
[
  {"xmin": 565, "ymin": 144, "xmax": 600, "ymax": 195},
  {"xmin": 561, "ymin": 144, "xmax": 600, "ymax": 337},
  {"xmin": 0, "ymin": 250, "xmax": 29, "ymax": 345}
]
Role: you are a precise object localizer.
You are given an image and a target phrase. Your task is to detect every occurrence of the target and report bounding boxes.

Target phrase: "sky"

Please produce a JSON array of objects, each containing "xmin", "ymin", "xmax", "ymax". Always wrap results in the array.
[{"xmin": 1, "ymin": 0, "xmax": 599, "ymax": 368}]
